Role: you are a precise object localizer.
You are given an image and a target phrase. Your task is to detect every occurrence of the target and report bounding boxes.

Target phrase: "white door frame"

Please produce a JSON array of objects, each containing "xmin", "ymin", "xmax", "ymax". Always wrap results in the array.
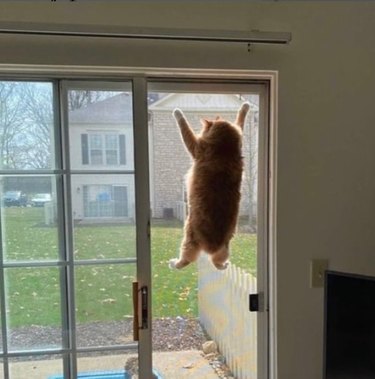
[{"xmin": 0, "ymin": 64, "xmax": 278, "ymax": 379}]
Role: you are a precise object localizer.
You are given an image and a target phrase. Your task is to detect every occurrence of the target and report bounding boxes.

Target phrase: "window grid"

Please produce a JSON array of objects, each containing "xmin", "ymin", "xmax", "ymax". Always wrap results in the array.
[
  {"xmin": 0, "ymin": 80, "xmax": 137, "ymax": 379},
  {"xmin": 84, "ymin": 133, "xmax": 126, "ymax": 166}
]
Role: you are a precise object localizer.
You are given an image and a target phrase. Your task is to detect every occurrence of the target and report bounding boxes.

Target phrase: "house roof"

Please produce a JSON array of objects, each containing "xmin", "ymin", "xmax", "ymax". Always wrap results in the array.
[
  {"xmin": 149, "ymin": 93, "xmax": 259, "ymax": 112},
  {"xmin": 69, "ymin": 93, "xmax": 133, "ymax": 124},
  {"xmin": 68, "ymin": 92, "xmax": 258, "ymax": 125}
]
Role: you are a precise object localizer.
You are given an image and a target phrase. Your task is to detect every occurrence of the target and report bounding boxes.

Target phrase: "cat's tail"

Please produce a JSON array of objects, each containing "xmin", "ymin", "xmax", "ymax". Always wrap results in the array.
[{"xmin": 173, "ymin": 108, "xmax": 185, "ymax": 122}]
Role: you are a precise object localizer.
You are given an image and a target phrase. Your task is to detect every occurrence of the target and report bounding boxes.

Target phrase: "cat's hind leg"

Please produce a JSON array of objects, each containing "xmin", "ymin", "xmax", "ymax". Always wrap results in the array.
[
  {"xmin": 210, "ymin": 245, "xmax": 230, "ymax": 270},
  {"xmin": 169, "ymin": 230, "xmax": 200, "ymax": 270}
]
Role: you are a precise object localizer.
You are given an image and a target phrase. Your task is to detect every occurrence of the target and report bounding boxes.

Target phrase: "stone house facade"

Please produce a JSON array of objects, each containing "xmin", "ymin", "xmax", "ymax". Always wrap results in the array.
[{"xmin": 148, "ymin": 93, "xmax": 259, "ymax": 221}]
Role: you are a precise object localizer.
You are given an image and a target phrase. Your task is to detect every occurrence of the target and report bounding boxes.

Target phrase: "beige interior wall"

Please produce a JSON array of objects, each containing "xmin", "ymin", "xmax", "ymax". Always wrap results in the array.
[{"xmin": 1, "ymin": 2, "xmax": 375, "ymax": 378}]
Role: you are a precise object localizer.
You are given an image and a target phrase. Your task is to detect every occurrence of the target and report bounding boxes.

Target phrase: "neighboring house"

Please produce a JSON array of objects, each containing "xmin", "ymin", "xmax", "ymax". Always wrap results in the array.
[
  {"xmin": 69, "ymin": 93, "xmax": 135, "ymax": 222},
  {"xmin": 68, "ymin": 92, "xmax": 258, "ymax": 223},
  {"xmin": 149, "ymin": 93, "xmax": 259, "ymax": 221}
]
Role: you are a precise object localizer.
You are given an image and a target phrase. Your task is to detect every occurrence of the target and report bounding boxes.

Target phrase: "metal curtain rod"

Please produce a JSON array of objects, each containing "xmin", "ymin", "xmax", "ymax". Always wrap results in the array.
[{"xmin": 0, "ymin": 22, "xmax": 292, "ymax": 44}]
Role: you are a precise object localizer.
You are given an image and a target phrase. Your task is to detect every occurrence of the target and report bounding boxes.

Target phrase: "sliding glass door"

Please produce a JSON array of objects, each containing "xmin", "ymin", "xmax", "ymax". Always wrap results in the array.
[
  {"xmin": 0, "ymin": 75, "xmax": 270, "ymax": 379},
  {"xmin": 61, "ymin": 81, "xmax": 147, "ymax": 378},
  {"xmin": 0, "ymin": 79, "xmax": 152, "ymax": 379},
  {"xmin": 148, "ymin": 80, "xmax": 269, "ymax": 379}
]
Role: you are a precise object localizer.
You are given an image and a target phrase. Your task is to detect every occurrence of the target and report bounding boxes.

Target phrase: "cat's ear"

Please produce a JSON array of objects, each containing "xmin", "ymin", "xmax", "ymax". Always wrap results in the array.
[
  {"xmin": 235, "ymin": 102, "xmax": 250, "ymax": 129},
  {"xmin": 200, "ymin": 119, "xmax": 213, "ymax": 129}
]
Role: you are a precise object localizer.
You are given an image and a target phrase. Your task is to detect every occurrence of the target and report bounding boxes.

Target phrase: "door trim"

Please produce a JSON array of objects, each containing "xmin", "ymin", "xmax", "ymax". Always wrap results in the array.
[
  {"xmin": 0, "ymin": 63, "xmax": 276, "ymax": 81},
  {"xmin": 132, "ymin": 77, "xmax": 153, "ymax": 379}
]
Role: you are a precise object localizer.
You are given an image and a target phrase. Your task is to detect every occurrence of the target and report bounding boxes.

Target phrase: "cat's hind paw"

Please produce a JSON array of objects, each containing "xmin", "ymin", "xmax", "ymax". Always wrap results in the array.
[
  {"xmin": 214, "ymin": 261, "xmax": 229, "ymax": 270},
  {"xmin": 169, "ymin": 258, "xmax": 179, "ymax": 270},
  {"xmin": 173, "ymin": 108, "xmax": 184, "ymax": 122}
]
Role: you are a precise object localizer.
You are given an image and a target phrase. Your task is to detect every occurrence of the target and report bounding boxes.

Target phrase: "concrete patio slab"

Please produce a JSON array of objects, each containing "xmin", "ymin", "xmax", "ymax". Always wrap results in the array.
[
  {"xmin": 7, "ymin": 350, "xmax": 218, "ymax": 379},
  {"xmin": 154, "ymin": 350, "xmax": 218, "ymax": 378}
]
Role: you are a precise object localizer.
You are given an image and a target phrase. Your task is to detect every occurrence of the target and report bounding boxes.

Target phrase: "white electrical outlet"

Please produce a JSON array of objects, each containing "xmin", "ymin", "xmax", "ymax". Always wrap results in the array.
[{"xmin": 310, "ymin": 259, "xmax": 329, "ymax": 288}]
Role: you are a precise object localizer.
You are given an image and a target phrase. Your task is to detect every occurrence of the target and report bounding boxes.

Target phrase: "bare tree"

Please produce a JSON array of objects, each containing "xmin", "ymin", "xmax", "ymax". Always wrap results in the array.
[
  {"xmin": 20, "ymin": 86, "xmax": 118, "ymax": 168},
  {"xmin": 0, "ymin": 82, "xmax": 29, "ymax": 169},
  {"xmin": 68, "ymin": 90, "xmax": 117, "ymax": 111},
  {"xmin": 0, "ymin": 83, "xmax": 125, "ymax": 170},
  {"xmin": 20, "ymin": 82, "xmax": 54, "ymax": 169}
]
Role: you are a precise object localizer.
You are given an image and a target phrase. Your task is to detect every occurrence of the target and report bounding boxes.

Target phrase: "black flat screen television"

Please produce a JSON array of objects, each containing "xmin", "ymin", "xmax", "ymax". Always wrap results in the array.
[{"xmin": 324, "ymin": 271, "xmax": 375, "ymax": 379}]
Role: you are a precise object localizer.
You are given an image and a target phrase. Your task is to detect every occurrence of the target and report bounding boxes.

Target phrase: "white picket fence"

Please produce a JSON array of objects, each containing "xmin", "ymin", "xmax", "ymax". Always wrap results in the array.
[
  {"xmin": 176, "ymin": 201, "xmax": 187, "ymax": 222},
  {"xmin": 198, "ymin": 255, "xmax": 257, "ymax": 379}
]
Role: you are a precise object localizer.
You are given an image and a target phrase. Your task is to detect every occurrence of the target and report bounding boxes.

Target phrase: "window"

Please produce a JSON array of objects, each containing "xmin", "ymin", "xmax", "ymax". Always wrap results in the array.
[
  {"xmin": 105, "ymin": 135, "xmax": 118, "ymax": 164},
  {"xmin": 81, "ymin": 133, "xmax": 126, "ymax": 166},
  {"xmin": 83, "ymin": 184, "xmax": 128, "ymax": 218},
  {"xmin": 89, "ymin": 134, "xmax": 103, "ymax": 164}
]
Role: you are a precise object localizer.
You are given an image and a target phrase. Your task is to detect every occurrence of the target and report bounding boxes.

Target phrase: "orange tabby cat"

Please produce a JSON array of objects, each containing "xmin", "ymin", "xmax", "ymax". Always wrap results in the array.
[{"xmin": 169, "ymin": 102, "xmax": 250, "ymax": 270}]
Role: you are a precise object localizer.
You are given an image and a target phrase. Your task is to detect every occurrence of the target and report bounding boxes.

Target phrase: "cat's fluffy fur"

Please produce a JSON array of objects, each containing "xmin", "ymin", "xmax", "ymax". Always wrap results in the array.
[{"xmin": 169, "ymin": 102, "xmax": 250, "ymax": 270}]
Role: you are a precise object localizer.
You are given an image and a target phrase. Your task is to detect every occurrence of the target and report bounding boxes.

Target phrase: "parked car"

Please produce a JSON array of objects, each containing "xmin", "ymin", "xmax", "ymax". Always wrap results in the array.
[
  {"xmin": 31, "ymin": 193, "xmax": 52, "ymax": 207},
  {"xmin": 3, "ymin": 191, "xmax": 28, "ymax": 207}
]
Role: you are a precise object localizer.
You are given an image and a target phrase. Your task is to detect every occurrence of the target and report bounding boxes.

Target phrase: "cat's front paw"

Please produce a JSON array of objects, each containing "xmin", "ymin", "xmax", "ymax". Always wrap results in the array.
[
  {"xmin": 240, "ymin": 102, "xmax": 251, "ymax": 113},
  {"xmin": 173, "ymin": 108, "xmax": 184, "ymax": 122},
  {"xmin": 169, "ymin": 258, "xmax": 179, "ymax": 269}
]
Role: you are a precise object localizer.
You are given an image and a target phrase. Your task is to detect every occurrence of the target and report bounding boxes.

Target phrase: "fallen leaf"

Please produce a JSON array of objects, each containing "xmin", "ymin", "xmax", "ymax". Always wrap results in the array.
[{"xmin": 102, "ymin": 298, "xmax": 116, "ymax": 304}]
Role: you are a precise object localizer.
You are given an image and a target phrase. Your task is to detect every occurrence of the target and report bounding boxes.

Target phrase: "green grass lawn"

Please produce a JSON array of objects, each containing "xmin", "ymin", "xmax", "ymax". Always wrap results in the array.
[{"xmin": 3, "ymin": 207, "xmax": 256, "ymax": 328}]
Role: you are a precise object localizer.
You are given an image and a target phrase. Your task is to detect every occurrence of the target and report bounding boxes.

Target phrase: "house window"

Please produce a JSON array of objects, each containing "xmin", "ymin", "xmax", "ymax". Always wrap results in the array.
[
  {"xmin": 105, "ymin": 135, "xmax": 118, "ymax": 165},
  {"xmin": 81, "ymin": 133, "xmax": 126, "ymax": 166},
  {"xmin": 90, "ymin": 134, "xmax": 103, "ymax": 165},
  {"xmin": 83, "ymin": 185, "xmax": 128, "ymax": 218}
]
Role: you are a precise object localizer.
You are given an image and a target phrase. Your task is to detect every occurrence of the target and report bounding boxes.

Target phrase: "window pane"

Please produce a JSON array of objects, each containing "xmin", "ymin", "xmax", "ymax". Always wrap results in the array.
[
  {"xmin": 9, "ymin": 355, "xmax": 63, "ymax": 379},
  {"xmin": 1, "ymin": 176, "xmax": 59, "ymax": 262},
  {"xmin": 105, "ymin": 134, "xmax": 117, "ymax": 149},
  {"xmin": 90, "ymin": 149, "xmax": 102, "ymax": 165},
  {"xmin": 106, "ymin": 150, "xmax": 118, "ymax": 165},
  {"xmin": 5, "ymin": 267, "xmax": 63, "ymax": 351},
  {"xmin": 75, "ymin": 264, "xmax": 136, "ymax": 348},
  {"xmin": 83, "ymin": 184, "xmax": 111, "ymax": 218},
  {"xmin": 77, "ymin": 351, "xmax": 135, "ymax": 377},
  {"xmin": 89, "ymin": 134, "xmax": 102, "ymax": 149},
  {"xmin": 0, "ymin": 81, "xmax": 55, "ymax": 170},
  {"xmin": 72, "ymin": 174, "xmax": 135, "ymax": 260},
  {"xmin": 149, "ymin": 91, "xmax": 260, "ymax": 378},
  {"xmin": 68, "ymin": 88, "xmax": 133, "ymax": 170}
]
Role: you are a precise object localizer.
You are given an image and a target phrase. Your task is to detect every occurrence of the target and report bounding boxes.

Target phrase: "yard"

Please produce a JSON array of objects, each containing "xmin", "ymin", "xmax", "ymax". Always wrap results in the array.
[{"xmin": 3, "ymin": 207, "xmax": 256, "ymax": 328}]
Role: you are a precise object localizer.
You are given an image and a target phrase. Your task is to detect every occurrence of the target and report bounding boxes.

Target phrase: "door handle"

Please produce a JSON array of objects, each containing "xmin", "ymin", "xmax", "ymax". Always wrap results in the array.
[
  {"xmin": 140, "ymin": 285, "xmax": 148, "ymax": 330},
  {"xmin": 132, "ymin": 282, "xmax": 149, "ymax": 341},
  {"xmin": 132, "ymin": 282, "xmax": 139, "ymax": 341}
]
